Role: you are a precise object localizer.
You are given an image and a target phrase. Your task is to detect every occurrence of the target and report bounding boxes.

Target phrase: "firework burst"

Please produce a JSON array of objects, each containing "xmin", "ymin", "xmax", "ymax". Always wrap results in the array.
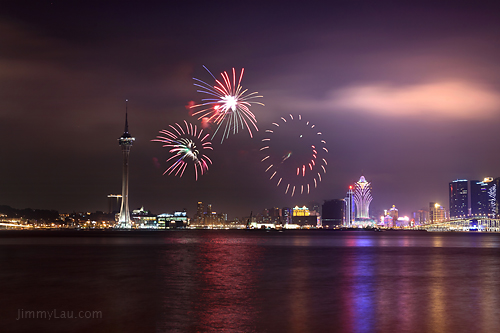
[
  {"xmin": 152, "ymin": 120, "xmax": 213, "ymax": 180},
  {"xmin": 190, "ymin": 66, "xmax": 264, "ymax": 143},
  {"xmin": 261, "ymin": 114, "xmax": 328, "ymax": 197}
]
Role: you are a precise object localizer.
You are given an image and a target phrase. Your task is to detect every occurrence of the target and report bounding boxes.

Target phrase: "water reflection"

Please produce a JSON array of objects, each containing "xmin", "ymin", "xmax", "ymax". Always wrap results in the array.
[
  {"xmin": 3, "ymin": 230, "xmax": 500, "ymax": 332},
  {"xmin": 396, "ymin": 253, "xmax": 416, "ymax": 332},
  {"xmin": 334, "ymin": 233, "xmax": 500, "ymax": 332},
  {"xmin": 344, "ymin": 235, "xmax": 375, "ymax": 247},
  {"xmin": 159, "ymin": 232, "xmax": 262, "ymax": 332},
  {"xmin": 288, "ymin": 250, "xmax": 310, "ymax": 333},
  {"xmin": 338, "ymin": 250, "xmax": 375, "ymax": 332},
  {"xmin": 429, "ymin": 252, "xmax": 446, "ymax": 332},
  {"xmin": 479, "ymin": 254, "xmax": 500, "ymax": 331}
]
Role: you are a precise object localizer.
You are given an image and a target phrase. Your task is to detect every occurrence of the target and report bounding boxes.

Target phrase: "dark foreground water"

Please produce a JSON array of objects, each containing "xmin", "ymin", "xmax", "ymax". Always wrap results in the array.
[{"xmin": 1, "ymin": 230, "xmax": 499, "ymax": 332}]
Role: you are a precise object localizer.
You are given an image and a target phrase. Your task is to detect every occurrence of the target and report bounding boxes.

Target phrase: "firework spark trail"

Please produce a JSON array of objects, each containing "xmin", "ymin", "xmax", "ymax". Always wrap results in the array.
[
  {"xmin": 152, "ymin": 120, "xmax": 213, "ymax": 180},
  {"xmin": 191, "ymin": 66, "xmax": 264, "ymax": 143},
  {"xmin": 261, "ymin": 114, "xmax": 328, "ymax": 197}
]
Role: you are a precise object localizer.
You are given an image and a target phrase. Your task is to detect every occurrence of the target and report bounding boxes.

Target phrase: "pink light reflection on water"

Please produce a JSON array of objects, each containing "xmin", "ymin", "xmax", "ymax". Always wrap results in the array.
[{"xmin": 190, "ymin": 234, "xmax": 262, "ymax": 332}]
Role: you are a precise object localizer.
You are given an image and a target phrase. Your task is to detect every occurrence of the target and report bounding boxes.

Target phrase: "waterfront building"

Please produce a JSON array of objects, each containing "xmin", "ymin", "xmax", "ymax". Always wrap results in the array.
[
  {"xmin": 196, "ymin": 201, "xmax": 204, "ymax": 217},
  {"xmin": 157, "ymin": 211, "xmax": 189, "ymax": 229},
  {"xmin": 449, "ymin": 178, "xmax": 496, "ymax": 218},
  {"xmin": 193, "ymin": 202, "xmax": 204, "ymax": 225},
  {"xmin": 389, "ymin": 205, "xmax": 398, "ymax": 224},
  {"xmin": 205, "ymin": 211, "xmax": 226, "ymax": 226},
  {"xmin": 470, "ymin": 179, "xmax": 488, "ymax": 216},
  {"xmin": 131, "ymin": 207, "xmax": 157, "ymax": 229},
  {"xmin": 282, "ymin": 207, "xmax": 292, "ymax": 225},
  {"xmin": 354, "ymin": 175, "xmax": 373, "ymax": 219},
  {"xmin": 192, "ymin": 202, "xmax": 227, "ymax": 227},
  {"xmin": 322, "ymin": 199, "xmax": 344, "ymax": 228},
  {"xmin": 397, "ymin": 216, "xmax": 410, "ymax": 227},
  {"xmin": 449, "ymin": 179, "xmax": 468, "ymax": 218},
  {"xmin": 383, "ymin": 215, "xmax": 394, "ymax": 228},
  {"xmin": 491, "ymin": 178, "xmax": 499, "ymax": 217},
  {"xmin": 429, "ymin": 202, "xmax": 446, "ymax": 223},
  {"xmin": 292, "ymin": 205, "xmax": 310, "ymax": 217},
  {"xmin": 262, "ymin": 208, "xmax": 269, "ymax": 223},
  {"xmin": 292, "ymin": 206, "xmax": 320, "ymax": 227},
  {"xmin": 117, "ymin": 101, "xmax": 135, "ymax": 228},
  {"xmin": 470, "ymin": 178, "xmax": 495, "ymax": 217},
  {"xmin": 244, "ymin": 212, "xmax": 257, "ymax": 227},
  {"xmin": 412, "ymin": 209, "xmax": 428, "ymax": 225},
  {"xmin": 267, "ymin": 207, "xmax": 282, "ymax": 225},
  {"xmin": 344, "ymin": 186, "xmax": 354, "ymax": 226}
]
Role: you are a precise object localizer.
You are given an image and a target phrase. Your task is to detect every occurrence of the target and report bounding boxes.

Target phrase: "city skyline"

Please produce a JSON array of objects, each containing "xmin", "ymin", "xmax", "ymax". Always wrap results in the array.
[{"xmin": 1, "ymin": 2, "xmax": 500, "ymax": 219}]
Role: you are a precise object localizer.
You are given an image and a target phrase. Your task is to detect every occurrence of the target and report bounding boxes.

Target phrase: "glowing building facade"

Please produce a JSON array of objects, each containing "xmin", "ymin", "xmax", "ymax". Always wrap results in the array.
[
  {"xmin": 429, "ymin": 202, "xmax": 446, "ymax": 223},
  {"xmin": 282, "ymin": 207, "xmax": 292, "ymax": 225},
  {"xmin": 469, "ymin": 178, "xmax": 496, "ymax": 217},
  {"xmin": 192, "ymin": 202, "xmax": 227, "ymax": 227},
  {"xmin": 447, "ymin": 178, "xmax": 498, "ymax": 219},
  {"xmin": 354, "ymin": 175, "xmax": 372, "ymax": 219},
  {"xmin": 412, "ymin": 209, "xmax": 428, "ymax": 225},
  {"xmin": 344, "ymin": 185, "xmax": 354, "ymax": 226},
  {"xmin": 158, "ymin": 211, "xmax": 189, "ymax": 229},
  {"xmin": 449, "ymin": 179, "xmax": 468, "ymax": 218},
  {"xmin": 489, "ymin": 179, "xmax": 498, "ymax": 217},
  {"xmin": 292, "ymin": 206, "xmax": 320, "ymax": 227},
  {"xmin": 117, "ymin": 102, "xmax": 135, "ymax": 228},
  {"xmin": 389, "ymin": 205, "xmax": 398, "ymax": 222}
]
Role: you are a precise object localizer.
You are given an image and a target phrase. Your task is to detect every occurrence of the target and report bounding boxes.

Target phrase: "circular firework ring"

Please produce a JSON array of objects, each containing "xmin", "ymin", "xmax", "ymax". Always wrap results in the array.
[
  {"xmin": 152, "ymin": 120, "xmax": 213, "ymax": 180},
  {"xmin": 260, "ymin": 114, "xmax": 328, "ymax": 196}
]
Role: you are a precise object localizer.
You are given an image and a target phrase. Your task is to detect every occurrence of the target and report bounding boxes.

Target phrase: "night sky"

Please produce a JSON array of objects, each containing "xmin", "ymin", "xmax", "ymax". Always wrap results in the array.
[{"xmin": 2, "ymin": 1, "xmax": 500, "ymax": 219}]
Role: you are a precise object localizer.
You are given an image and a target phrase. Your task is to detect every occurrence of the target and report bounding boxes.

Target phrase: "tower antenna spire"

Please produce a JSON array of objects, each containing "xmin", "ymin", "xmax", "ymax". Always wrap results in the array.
[{"xmin": 124, "ymin": 99, "xmax": 129, "ymax": 134}]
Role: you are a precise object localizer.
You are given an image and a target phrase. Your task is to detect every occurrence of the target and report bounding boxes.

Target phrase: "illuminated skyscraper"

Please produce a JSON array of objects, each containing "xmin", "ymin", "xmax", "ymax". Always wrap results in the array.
[
  {"xmin": 490, "ymin": 178, "xmax": 499, "ymax": 217},
  {"xmin": 470, "ymin": 178, "xmax": 495, "ymax": 217},
  {"xmin": 193, "ymin": 202, "xmax": 205, "ymax": 225},
  {"xmin": 344, "ymin": 185, "xmax": 354, "ymax": 226},
  {"xmin": 196, "ymin": 201, "xmax": 204, "ymax": 216},
  {"xmin": 449, "ymin": 179, "xmax": 468, "ymax": 218},
  {"xmin": 388, "ymin": 205, "xmax": 398, "ymax": 227},
  {"xmin": 389, "ymin": 205, "xmax": 398, "ymax": 221},
  {"xmin": 354, "ymin": 175, "xmax": 372, "ymax": 219},
  {"xmin": 412, "ymin": 209, "xmax": 428, "ymax": 225},
  {"xmin": 282, "ymin": 207, "xmax": 292, "ymax": 225},
  {"xmin": 429, "ymin": 202, "xmax": 446, "ymax": 223},
  {"xmin": 267, "ymin": 207, "xmax": 282, "ymax": 225},
  {"xmin": 117, "ymin": 100, "xmax": 135, "ymax": 228}
]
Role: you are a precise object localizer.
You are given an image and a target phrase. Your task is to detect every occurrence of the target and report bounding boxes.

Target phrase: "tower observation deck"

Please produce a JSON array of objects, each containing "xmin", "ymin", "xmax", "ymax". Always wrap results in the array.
[{"xmin": 117, "ymin": 100, "xmax": 135, "ymax": 228}]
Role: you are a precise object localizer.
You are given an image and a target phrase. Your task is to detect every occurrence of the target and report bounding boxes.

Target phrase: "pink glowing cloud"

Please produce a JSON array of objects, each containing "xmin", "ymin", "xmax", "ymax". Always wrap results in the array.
[{"xmin": 326, "ymin": 80, "xmax": 500, "ymax": 119}]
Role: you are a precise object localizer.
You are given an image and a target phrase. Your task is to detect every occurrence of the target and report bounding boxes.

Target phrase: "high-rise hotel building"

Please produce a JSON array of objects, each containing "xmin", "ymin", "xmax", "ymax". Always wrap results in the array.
[
  {"xmin": 430, "ymin": 202, "xmax": 446, "ymax": 223},
  {"xmin": 449, "ymin": 178, "xmax": 497, "ymax": 219},
  {"xmin": 354, "ymin": 175, "xmax": 373, "ymax": 219},
  {"xmin": 449, "ymin": 179, "xmax": 468, "ymax": 218},
  {"xmin": 344, "ymin": 185, "xmax": 354, "ymax": 226}
]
